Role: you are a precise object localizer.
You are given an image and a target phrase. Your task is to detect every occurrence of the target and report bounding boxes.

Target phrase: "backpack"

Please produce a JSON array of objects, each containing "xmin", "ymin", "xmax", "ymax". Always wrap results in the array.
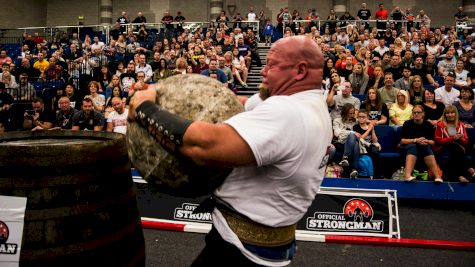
[{"xmin": 358, "ymin": 155, "xmax": 374, "ymax": 177}]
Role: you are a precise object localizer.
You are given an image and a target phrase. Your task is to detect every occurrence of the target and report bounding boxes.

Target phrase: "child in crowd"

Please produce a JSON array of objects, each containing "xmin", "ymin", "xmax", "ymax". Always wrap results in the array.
[
  {"xmin": 264, "ymin": 19, "xmax": 273, "ymax": 46},
  {"xmin": 353, "ymin": 110, "xmax": 382, "ymax": 178}
]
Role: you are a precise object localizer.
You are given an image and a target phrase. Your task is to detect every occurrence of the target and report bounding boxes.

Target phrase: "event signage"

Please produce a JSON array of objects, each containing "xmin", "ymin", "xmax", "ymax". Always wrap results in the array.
[
  {"xmin": 0, "ymin": 195, "xmax": 27, "ymax": 267},
  {"xmin": 137, "ymin": 184, "xmax": 398, "ymax": 238}
]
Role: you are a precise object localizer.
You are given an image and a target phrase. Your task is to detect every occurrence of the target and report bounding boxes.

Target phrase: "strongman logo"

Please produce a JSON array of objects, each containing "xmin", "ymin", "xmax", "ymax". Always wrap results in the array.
[
  {"xmin": 306, "ymin": 198, "xmax": 383, "ymax": 232},
  {"xmin": 344, "ymin": 199, "xmax": 373, "ymax": 222},
  {"xmin": 0, "ymin": 220, "xmax": 18, "ymax": 255},
  {"xmin": 0, "ymin": 221, "xmax": 9, "ymax": 243}
]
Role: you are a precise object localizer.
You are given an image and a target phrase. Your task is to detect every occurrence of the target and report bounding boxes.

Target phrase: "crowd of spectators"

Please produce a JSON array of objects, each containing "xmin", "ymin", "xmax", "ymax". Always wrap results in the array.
[{"xmin": 0, "ymin": 4, "xmax": 474, "ymax": 183}]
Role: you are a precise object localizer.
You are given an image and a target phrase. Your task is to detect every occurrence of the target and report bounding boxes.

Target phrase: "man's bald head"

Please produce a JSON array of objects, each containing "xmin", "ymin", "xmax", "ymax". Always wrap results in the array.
[{"xmin": 262, "ymin": 36, "xmax": 324, "ymax": 96}]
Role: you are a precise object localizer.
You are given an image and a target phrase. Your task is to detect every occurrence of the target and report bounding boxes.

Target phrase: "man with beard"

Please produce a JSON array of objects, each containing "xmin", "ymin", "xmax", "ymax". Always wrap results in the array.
[
  {"xmin": 120, "ymin": 61, "xmax": 137, "ymax": 94},
  {"xmin": 72, "ymin": 97, "xmax": 104, "ymax": 131},
  {"xmin": 107, "ymin": 97, "xmax": 128, "ymax": 135}
]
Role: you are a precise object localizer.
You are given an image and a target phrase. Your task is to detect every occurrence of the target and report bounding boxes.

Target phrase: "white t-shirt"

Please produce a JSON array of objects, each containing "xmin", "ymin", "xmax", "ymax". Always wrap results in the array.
[
  {"xmin": 214, "ymin": 89, "xmax": 333, "ymax": 266},
  {"xmin": 107, "ymin": 109, "xmax": 128, "ymax": 134},
  {"xmin": 244, "ymin": 93, "xmax": 263, "ymax": 111},
  {"xmin": 247, "ymin": 12, "xmax": 256, "ymax": 22},
  {"xmin": 455, "ymin": 69, "xmax": 469, "ymax": 86},
  {"xmin": 435, "ymin": 86, "xmax": 460, "ymax": 106}
]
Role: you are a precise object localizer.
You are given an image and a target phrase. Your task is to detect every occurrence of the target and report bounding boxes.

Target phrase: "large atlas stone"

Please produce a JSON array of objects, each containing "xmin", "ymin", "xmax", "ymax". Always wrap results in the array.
[{"xmin": 127, "ymin": 74, "xmax": 244, "ymax": 198}]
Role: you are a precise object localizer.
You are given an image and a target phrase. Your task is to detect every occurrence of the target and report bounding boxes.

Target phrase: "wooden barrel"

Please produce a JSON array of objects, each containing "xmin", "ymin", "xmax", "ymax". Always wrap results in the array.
[{"xmin": 0, "ymin": 131, "xmax": 145, "ymax": 267}]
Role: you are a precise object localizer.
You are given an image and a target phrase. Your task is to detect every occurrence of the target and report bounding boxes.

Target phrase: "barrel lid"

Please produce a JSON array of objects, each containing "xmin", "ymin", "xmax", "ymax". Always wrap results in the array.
[{"xmin": 0, "ymin": 130, "xmax": 127, "ymax": 167}]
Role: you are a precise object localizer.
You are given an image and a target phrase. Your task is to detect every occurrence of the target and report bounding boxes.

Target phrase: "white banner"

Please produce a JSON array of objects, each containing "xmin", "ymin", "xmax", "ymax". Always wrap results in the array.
[{"xmin": 0, "ymin": 195, "xmax": 27, "ymax": 267}]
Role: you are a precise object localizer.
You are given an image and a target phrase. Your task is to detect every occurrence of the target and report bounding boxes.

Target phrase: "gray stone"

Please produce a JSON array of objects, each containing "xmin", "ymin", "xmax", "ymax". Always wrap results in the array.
[{"xmin": 127, "ymin": 74, "xmax": 244, "ymax": 198}]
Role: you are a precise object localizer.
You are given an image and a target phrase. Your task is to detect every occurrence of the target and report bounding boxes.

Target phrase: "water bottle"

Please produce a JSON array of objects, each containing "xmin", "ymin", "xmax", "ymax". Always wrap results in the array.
[{"xmin": 398, "ymin": 167, "xmax": 405, "ymax": 180}]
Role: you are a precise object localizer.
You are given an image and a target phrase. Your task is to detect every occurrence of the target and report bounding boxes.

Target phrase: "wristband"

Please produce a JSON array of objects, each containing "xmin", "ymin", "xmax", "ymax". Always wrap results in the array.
[{"xmin": 135, "ymin": 101, "xmax": 192, "ymax": 153}]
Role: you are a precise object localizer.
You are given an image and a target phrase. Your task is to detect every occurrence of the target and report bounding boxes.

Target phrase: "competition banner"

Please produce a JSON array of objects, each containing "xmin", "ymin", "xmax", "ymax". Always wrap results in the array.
[
  {"xmin": 136, "ymin": 183, "xmax": 399, "ymax": 238},
  {"xmin": 0, "ymin": 195, "xmax": 27, "ymax": 267}
]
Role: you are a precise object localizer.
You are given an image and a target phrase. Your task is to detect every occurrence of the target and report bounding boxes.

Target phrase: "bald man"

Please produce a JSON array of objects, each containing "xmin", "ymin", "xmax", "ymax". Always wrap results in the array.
[{"xmin": 129, "ymin": 36, "xmax": 332, "ymax": 266}]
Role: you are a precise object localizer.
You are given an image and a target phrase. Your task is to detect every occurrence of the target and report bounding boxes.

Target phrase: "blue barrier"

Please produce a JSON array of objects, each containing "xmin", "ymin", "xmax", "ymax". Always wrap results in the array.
[
  {"xmin": 322, "ymin": 178, "xmax": 475, "ymax": 201},
  {"xmin": 131, "ymin": 168, "xmax": 475, "ymax": 201}
]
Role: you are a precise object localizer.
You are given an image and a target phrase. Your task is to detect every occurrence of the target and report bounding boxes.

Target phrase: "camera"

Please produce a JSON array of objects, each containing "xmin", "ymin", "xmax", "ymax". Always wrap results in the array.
[
  {"xmin": 338, "ymin": 85, "xmax": 346, "ymax": 91},
  {"xmin": 26, "ymin": 110, "xmax": 36, "ymax": 115}
]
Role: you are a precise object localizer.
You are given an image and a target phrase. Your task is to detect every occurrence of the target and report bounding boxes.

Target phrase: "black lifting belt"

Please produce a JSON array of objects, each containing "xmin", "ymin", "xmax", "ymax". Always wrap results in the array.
[{"xmin": 135, "ymin": 101, "xmax": 192, "ymax": 153}]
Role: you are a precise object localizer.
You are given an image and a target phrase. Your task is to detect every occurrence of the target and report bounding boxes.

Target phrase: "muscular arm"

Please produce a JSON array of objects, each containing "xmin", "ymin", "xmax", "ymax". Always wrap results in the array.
[{"xmin": 179, "ymin": 122, "xmax": 256, "ymax": 167}]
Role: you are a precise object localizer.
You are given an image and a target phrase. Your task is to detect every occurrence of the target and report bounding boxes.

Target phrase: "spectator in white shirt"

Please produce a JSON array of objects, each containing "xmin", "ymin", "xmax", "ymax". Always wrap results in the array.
[
  {"xmin": 107, "ymin": 97, "xmax": 128, "ymax": 134},
  {"xmin": 435, "ymin": 73, "xmax": 460, "ymax": 106}
]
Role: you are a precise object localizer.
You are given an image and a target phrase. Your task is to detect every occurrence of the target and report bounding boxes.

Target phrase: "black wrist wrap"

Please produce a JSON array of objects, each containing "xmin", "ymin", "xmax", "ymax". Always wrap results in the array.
[{"xmin": 135, "ymin": 101, "xmax": 192, "ymax": 153}]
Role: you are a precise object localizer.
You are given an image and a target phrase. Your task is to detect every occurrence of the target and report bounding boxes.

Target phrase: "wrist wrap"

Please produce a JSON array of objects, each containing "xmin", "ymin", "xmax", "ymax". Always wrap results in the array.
[{"xmin": 135, "ymin": 101, "xmax": 192, "ymax": 153}]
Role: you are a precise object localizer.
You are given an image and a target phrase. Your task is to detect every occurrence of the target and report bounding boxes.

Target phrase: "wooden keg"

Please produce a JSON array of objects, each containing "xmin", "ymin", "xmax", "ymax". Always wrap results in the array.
[{"xmin": 0, "ymin": 130, "xmax": 145, "ymax": 267}]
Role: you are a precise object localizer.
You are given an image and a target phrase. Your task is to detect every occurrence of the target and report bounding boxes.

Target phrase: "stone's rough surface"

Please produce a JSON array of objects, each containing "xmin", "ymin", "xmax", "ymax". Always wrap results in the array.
[{"xmin": 127, "ymin": 74, "xmax": 244, "ymax": 197}]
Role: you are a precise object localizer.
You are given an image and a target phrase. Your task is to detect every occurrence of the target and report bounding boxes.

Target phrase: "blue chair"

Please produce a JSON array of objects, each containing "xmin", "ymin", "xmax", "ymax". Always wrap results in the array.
[{"xmin": 375, "ymin": 125, "xmax": 401, "ymax": 159}]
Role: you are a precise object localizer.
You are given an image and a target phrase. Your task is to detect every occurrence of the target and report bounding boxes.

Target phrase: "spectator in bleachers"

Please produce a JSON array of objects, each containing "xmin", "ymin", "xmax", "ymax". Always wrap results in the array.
[
  {"xmin": 120, "ymin": 61, "xmax": 137, "ymax": 94},
  {"xmin": 52, "ymin": 96, "xmax": 77, "ymax": 130},
  {"xmin": 374, "ymin": 38, "xmax": 389, "ymax": 58},
  {"xmin": 96, "ymin": 64, "xmax": 112, "ymax": 91},
  {"xmin": 328, "ymin": 81, "xmax": 361, "ymax": 120},
  {"xmin": 32, "ymin": 33, "xmax": 46, "ymax": 46},
  {"xmin": 357, "ymin": 2, "xmax": 372, "ymax": 29},
  {"xmin": 105, "ymin": 86, "xmax": 125, "ymax": 118},
  {"xmin": 161, "ymin": 11, "xmax": 175, "ymax": 40},
  {"xmin": 72, "ymin": 97, "xmax": 104, "ymax": 131},
  {"xmin": 132, "ymin": 11, "xmax": 147, "ymax": 25},
  {"xmin": 422, "ymin": 88, "xmax": 445, "ymax": 126},
  {"xmin": 378, "ymin": 72, "xmax": 398, "ymax": 108},
  {"xmin": 348, "ymin": 62, "xmax": 369, "ymax": 94},
  {"xmin": 368, "ymin": 64, "xmax": 384, "ymax": 89},
  {"xmin": 193, "ymin": 54, "xmax": 208, "ymax": 74},
  {"xmin": 415, "ymin": 10, "xmax": 431, "ymax": 29},
  {"xmin": 137, "ymin": 25, "xmax": 148, "ymax": 43},
  {"xmin": 135, "ymin": 54, "xmax": 153, "ymax": 83},
  {"xmin": 362, "ymin": 87, "xmax": 389, "ymax": 125},
  {"xmin": 399, "ymin": 104, "xmax": 442, "ymax": 182},
  {"xmin": 411, "ymin": 55, "xmax": 439, "ymax": 88},
  {"xmin": 353, "ymin": 109, "xmax": 382, "ymax": 178},
  {"xmin": 333, "ymin": 103, "xmax": 359, "ymax": 178},
  {"xmin": 386, "ymin": 55, "xmax": 403, "ymax": 80},
  {"xmin": 394, "ymin": 67, "xmax": 412, "ymax": 90},
  {"xmin": 229, "ymin": 49, "xmax": 248, "ymax": 87},
  {"xmin": 174, "ymin": 11, "xmax": 186, "ymax": 35},
  {"xmin": 110, "ymin": 22, "xmax": 122, "ymax": 41},
  {"xmin": 323, "ymin": 58, "xmax": 335, "ymax": 81},
  {"xmin": 33, "ymin": 52, "xmax": 49, "ymax": 74},
  {"xmin": 86, "ymin": 81, "xmax": 105, "ymax": 113},
  {"xmin": 129, "ymin": 71, "xmax": 149, "ymax": 95},
  {"xmin": 217, "ymin": 56, "xmax": 234, "ymax": 89},
  {"xmin": 400, "ymin": 50, "xmax": 414, "ymax": 68},
  {"xmin": 337, "ymin": 55, "xmax": 356, "ymax": 80},
  {"xmin": 0, "ymin": 69, "xmax": 17, "ymax": 94},
  {"xmin": 435, "ymin": 72, "xmax": 459, "ymax": 106},
  {"xmin": 434, "ymin": 105, "xmax": 469, "ymax": 183},
  {"xmin": 453, "ymin": 86, "xmax": 475, "ymax": 128},
  {"xmin": 408, "ymin": 75, "xmax": 425, "ymax": 105},
  {"xmin": 454, "ymin": 59, "xmax": 472, "ymax": 87},
  {"xmin": 116, "ymin": 11, "xmax": 129, "ymax": 33},
  {"xmin": 438, "ymin": 50, "xmax": 457, "ymax": 77},
  {"xmin": 22, "ymin": 97, "xmax": 54, "ymax": 131},
  {"xmin": 0, "ymin": 50, "xmax": 12, "ymax": 66},
  {"xmin": 0, "ymin": 83, "xmax": 13, "ymax": 131},
  {"xmin": 82, "ymin": 35, "xmax": 92, "ymax": 50},
  {"xmin": 153, "ymin": 58, "xmax": 173, "ymax": 82},
  {"xmin": 107, "ymin": 97, "xmax": 128, "ymax": 135},
  {"xmin": 201, "ymin": 57, "xmax": 228, "ymax": 87},
  {"xmin": 173, "ymin": 57, "xmax": 188, "ymax": 75},
  {"xmin": 389, "ymin": 89, "xmax": 413, "ymax": 126},
  {"xmin": 64, "ymin": 83, "xmax": 80, "ymax": 110},
  {"xmin": 16, "ymin": 73, "xmax": 35, "ymax": 101},
  {"xmin": 64, "ymin": 44, "xmax": 82, "ymax": 62}
]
